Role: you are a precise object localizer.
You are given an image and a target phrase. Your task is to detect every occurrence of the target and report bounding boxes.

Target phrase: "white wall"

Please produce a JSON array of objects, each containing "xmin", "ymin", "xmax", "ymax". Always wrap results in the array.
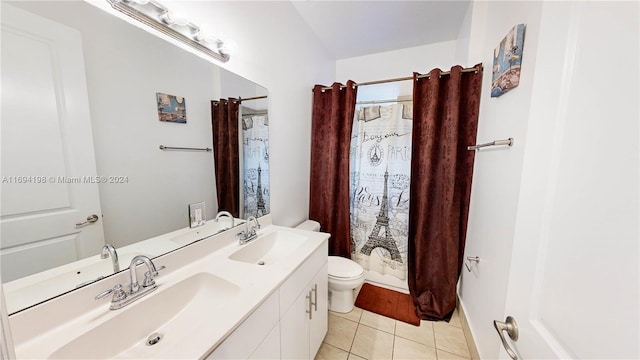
[{"xmin": 455, "ymin": 2, "xmax": 547, "ymax": 358}]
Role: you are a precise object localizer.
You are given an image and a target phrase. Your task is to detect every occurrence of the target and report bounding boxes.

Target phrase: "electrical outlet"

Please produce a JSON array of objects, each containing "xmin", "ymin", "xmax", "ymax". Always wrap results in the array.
[{"xmin": 189, "ymin": 202, "xmax": 206, "ymax": 228}]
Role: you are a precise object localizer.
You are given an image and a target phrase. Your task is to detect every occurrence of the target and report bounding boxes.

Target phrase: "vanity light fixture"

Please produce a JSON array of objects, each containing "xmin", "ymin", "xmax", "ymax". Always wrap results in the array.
[{"xmin": 107, "ymin": 0, "xmax": 232, "ymax": 62}]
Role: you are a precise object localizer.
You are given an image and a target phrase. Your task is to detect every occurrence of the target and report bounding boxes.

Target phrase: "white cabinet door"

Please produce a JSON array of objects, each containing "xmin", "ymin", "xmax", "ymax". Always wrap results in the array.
[
  {"xmin": 249, "ymin": 323, "xmax": 281, "ymax": 360},
  {"xmin": 1, "ymin": 4, "xmax": 105, "ymax": 282},
  {"xmin": 280, "ymin": 286, "xmax": 311, "ymax": 360},
  {"xmin": 281, "ymin": 261, "xmax": 328, "ymax": 360},
  {"xmin": 309, "ymin": 263, "xmax": 328, "ymax": 359},
  {"xmin": 499, "ymin": 2, "xmax": 639, "ymax": 359},
  {"xmin": 207, "ymin": 291, "xmax": 280, "ymax": 359}
]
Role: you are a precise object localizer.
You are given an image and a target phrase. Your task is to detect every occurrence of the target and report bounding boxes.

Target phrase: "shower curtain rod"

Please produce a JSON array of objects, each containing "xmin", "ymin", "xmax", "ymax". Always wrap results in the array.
[
  {"xmin": 318, "ymin": 65, "xmax": 481, "ymax": 91},
  {"xmin": 236, "ymin": 95, "xmax": 267, "ymax": 103},
  {"xmin": 356, "ymin": 98, "xmax": 413, "ymax": 105},
  {"xmin": 214, "ymin": 96, "xmax": 268, "ymax": 105}
]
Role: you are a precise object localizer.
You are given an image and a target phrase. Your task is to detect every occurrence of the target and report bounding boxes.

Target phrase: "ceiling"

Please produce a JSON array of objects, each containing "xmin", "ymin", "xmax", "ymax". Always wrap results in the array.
[{"xmin": 291, "ymin": 1, "xmax": 472, "ymax": 60}]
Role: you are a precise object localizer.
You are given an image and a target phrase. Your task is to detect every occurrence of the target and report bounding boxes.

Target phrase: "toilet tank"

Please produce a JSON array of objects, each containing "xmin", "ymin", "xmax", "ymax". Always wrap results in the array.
[{"xmin": 295, "ymin": 220, "xmax": 320, "ymax": 232}]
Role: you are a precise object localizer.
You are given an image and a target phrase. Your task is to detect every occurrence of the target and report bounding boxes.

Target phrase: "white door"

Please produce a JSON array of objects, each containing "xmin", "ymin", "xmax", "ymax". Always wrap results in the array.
[
  {"xmin": 497, "ymin": 2, "xmax": 639, "ymax": 359},
  {"xmin": 1, "ymin": 4, "xmax": 105, "ymax": 282}
]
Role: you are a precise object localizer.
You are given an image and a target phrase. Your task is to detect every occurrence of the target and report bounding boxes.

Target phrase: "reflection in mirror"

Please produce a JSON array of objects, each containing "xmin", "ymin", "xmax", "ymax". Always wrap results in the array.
[
  {"xmin": 240, "ymin": 99, "xmax": 271, "ymax": 219},
  {"xmin": 0, "ymin": 1, "xmax": 268, "ymax": 314},
  {"xmin": 211, "ymin": 95, "xmax": 270, "ymax": 220}
]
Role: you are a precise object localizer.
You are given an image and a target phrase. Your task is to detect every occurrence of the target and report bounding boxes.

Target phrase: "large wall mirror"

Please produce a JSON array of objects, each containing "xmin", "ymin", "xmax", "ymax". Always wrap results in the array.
[{"xmin": 0, "ymin": 1, "xmax": 269, "ymax": 314}]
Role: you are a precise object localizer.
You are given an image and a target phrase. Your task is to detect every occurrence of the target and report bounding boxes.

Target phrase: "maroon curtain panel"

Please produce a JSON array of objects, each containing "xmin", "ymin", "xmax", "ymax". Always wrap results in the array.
[
  {"xmin": 211, "ymin": 98, "xmax": 240, "ymax": 218},
  {"xmin": 309, "ymin": 81, "xmax": 357, "ymax": 258},
  {"xmin": 408, "ymin": 65, "xmax": 483, "ymax": 320}
]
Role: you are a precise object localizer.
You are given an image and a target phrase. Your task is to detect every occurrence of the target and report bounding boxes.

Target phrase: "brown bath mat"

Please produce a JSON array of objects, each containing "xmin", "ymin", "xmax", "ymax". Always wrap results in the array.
[{"xmin": 355, "ymin": 283, "xmax": 420, "ymax": 326}]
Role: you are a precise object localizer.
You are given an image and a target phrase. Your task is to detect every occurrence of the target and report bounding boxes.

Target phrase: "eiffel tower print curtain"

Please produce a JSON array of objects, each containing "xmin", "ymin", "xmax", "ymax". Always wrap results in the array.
[
  {"xmin": 408, "ymin": 65, "xmax": 482, "ymax": 321},
  {"xmin": 211, "ymin": 99, "xmax": 240, "ymax": 217},
  {"xmin": 350, "ymin": 104, "xmax": 413, "ymax": 281},
  {"xmin": 242, "ymin": 113, "xmax": 270, "ymax": 218}
]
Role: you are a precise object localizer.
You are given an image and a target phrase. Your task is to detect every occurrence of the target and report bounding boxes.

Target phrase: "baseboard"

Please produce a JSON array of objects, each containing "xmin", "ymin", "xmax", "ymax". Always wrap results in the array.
[{"xmin": 457, "ymin": 295, "xmax": 481, "ymax": 360}]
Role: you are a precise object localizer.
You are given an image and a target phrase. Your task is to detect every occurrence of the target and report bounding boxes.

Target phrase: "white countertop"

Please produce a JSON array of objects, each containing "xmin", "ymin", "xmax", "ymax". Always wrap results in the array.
[{"xmin": 9, "ymin": 219, "xmax": 329, "ymax": 359}]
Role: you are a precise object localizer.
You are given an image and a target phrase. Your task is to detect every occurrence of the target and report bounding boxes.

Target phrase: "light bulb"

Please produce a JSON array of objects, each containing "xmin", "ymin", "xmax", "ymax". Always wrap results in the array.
[
  {"xmin": 194, "ymin": 31, "xmax": 219, "ymax": 44},
  {"xmin": 217, "ymin": 39, "xmax": 238, "ymax": 56},
  {"xmin": 170, "ymin": 12, "xmax": 189, "ymax": 27},
  {"xmin": 159, "ymin": 11, "xmax": 189, "ymax": 26}
]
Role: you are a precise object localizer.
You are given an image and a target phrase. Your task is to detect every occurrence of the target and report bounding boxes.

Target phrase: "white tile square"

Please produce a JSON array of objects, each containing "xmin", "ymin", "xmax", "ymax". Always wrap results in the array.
[
  {"xmin": 332, "ymin": 306, "xmax": 363, "ymax": 323},
  {"xmin": 314, "ymin": 342, "xmax": 349, "ymax": 360},
  {"xmin": 350, "ymin": 325, "xmax": 394, "ymax": 359},
  {"xmin": 395, "ymin": 320, "xmax": 435, "ymax": 347},
  {"xmin": 392, "ymin": 336, "xmax": 437, "ymax": 360},
  {"xmin": 359, "ymin": 310, "xmax": 396, "ymax": 334},
  {"xmin": 433, "ymin": 322, "xmax": 471, "ymax": 358},
  {"xmin": 325, "ymin": 313, "xmax": 358, "ymax": 351}
]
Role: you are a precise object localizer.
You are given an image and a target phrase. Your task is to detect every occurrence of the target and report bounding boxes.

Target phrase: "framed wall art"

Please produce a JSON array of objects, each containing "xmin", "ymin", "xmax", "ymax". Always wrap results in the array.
[
  {"xmin": 491, "ymin": 24, "xmax": 526, "ymax": 97},
  {"xmin": 156, "ymin": 92, "xmax": 187, "ymax": 123}
]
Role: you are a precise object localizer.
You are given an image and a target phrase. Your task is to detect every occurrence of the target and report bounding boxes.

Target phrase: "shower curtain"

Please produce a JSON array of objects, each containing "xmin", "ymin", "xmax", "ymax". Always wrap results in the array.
[
  {"xmin": 211, "ymin": 99, "xmax": 240, "ymax": 217},
  {"xmin": 350, "ymin": 104, "xmax": 412, "ymax": 280},
  {"xmin": 242, "ymin": 113, "xmax": 270, "ymax": 218},
  {"xmin": 408, "ymin": 65, "xmax": 482, "ymax": 320},
  {"xmin": 309, "ymin": 81, "xmax": 357, "ymax": 258}
]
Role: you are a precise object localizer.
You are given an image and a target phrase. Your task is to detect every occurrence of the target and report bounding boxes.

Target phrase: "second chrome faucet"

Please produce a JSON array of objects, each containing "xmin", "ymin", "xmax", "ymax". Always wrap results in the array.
[
  {"xmin": 100, "ymin": 244, "xmax": 119, "ymax": 273},
  {"xmin": 237, "ymin": 216, "xmax": 261, "ymax": 245},
  {"xmin": 96, "ymin": 255, "xmax": 165, "ymax": 310}
]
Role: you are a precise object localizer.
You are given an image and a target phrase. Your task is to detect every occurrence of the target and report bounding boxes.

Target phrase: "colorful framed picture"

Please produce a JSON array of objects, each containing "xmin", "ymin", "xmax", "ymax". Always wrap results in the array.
[
  {"xmin": 156, "ymin": 92, "xmax": 186, "ymax": 123},
  {"xmin": 491, "ymin": 24, "xmax": 526, "ymax": 97}
]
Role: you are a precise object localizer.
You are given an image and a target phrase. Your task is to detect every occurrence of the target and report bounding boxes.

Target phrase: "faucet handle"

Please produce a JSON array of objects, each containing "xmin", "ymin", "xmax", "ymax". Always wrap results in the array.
[
  {"xmin": 142, "ymin": 266, "xmax": 165, "ymax": 287},
  {"xmin": 153, "ymin": 265, "xmax": 166, "ymax": 276},
  {"xmin": 95, "ymin": 284, "xmax": 126, "ymax": 302}
]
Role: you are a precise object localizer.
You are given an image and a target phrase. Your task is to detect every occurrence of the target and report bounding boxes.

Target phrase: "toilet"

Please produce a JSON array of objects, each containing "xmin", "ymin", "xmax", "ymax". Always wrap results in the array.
[{"xmin": 296, "ymin": 220, "xmax": 365, "ymax": 313}]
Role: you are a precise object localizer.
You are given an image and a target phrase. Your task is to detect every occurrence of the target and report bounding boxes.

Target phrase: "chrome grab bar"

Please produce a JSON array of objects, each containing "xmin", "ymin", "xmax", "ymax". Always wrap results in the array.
[
  {"xmin": 159, "ymin": 145, "xmax": 211, "ymax": 152},
  {"xmin": 468, "ymin": 137, "xmax": 514, "ymax": 151},
  {"xmin": 465, "ymin": 256, "xmax": 480, "ymax": 272}
]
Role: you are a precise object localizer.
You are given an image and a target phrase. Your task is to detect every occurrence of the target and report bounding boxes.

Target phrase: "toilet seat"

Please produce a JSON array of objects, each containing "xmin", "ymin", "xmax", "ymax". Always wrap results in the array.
[{"xmin": 328, "ymin": 256, "xmax": 364, "ymax": 280}]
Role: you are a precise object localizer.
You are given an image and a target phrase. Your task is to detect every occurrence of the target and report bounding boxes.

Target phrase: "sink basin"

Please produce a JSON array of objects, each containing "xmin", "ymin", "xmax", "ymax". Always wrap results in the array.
[
  {"xmin": 50, "ymin": 272, "xmax": 240, "ymax": 359},
  {"xmin": 229, "ymin": 230, "xmax": 306, "ymax": 265}
]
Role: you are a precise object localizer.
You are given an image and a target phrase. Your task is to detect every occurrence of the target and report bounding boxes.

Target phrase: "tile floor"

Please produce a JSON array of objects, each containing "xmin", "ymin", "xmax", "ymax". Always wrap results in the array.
[{"xmin": 315, "ymin": 306, "xmax": 473, "ymax": 360}]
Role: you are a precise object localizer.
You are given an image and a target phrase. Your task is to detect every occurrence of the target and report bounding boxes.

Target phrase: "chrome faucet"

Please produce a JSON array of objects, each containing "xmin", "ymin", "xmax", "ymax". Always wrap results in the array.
[
  {"xmin": 95, "ymin": 255, "xmax": 165, "ymax": 310},
  {"xmin": 128, "ymin": 255, "xmax": 162, "ymax": 294},
  {"xmin": 215, "ymin": 210, "xmax": 235, "ymax": 227},
  {"xmin": 247, "ymin": 216, "xmax": 260, "ymax": 231},
  {"xmin": 100, "ymin": 244, "xmax": 120, "ymax": 272},
  {"xmin": 237, "ymin": 216, "xmax": 261, "ymax": 245}
]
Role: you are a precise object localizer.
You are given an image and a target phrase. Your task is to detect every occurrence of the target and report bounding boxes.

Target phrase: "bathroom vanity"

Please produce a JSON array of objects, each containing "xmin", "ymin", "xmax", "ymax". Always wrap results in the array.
[{"xmin": 7, "ymin": 216, "xmax": 329, "ymax": 359}]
